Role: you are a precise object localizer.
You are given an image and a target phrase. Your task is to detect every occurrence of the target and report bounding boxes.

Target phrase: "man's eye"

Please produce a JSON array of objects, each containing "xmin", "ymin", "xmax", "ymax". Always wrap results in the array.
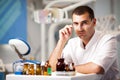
[
  {"xmin": 82, "ymin": 21, "xmax": 88, "ymax": 24},
  {"xmin": 73, "ymin": 23, "xmax": 78, "ymax": 26}
]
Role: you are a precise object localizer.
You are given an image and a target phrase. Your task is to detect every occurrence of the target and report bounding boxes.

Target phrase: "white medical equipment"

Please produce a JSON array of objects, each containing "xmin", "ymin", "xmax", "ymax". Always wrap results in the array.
[
  {"xmin": 8, "ymin": 39, "xmax": 31, "ymax": 60},
  {"xmin": 8, "ymin": 39, "xmax": 31, "ymax": 74},
  {"xmin": 0, "ymin": 59, "xmax": 5, "ymax": 80},
  {"xmin": 0, "ymin": 59, "xmax": 5, "ymax": 72},
  {"xmin": 45, "ymin": 0, "xmax": 96, "ymax": 19},
  {"xmin": 8, "ymin": 39, "xmax": 40, "ymax": 75}
]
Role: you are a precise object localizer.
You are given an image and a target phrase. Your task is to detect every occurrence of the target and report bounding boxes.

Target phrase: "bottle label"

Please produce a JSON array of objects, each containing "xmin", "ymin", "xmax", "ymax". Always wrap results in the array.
[{"xmin": 47, "ymin": 67, "xmax": 52, "ymax": 75}]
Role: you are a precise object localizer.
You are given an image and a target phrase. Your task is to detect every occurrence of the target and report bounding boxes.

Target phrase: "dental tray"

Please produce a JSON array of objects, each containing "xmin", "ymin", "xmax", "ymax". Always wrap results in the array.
[{"xmin": 52, "ymin": 71, "xmax": 76, "ymax": 76}]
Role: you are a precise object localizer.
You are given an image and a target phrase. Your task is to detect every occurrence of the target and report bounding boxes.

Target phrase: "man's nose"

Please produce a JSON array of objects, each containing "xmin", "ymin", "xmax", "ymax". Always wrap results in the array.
[{"xmin": 77, "ymin": 24, "xmax": 83, "ymax": 30}]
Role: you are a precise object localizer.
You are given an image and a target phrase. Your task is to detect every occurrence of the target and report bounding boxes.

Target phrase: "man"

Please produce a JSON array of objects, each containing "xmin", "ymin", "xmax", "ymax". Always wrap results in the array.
[{"xmin": 49, "ymin": 6, "xmax": 119, "ymax": 80}]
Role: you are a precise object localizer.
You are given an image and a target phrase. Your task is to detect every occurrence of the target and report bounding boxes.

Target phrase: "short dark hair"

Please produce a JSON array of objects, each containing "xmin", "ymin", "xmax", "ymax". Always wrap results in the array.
[{"xmin": 72, "ymin": 6, "xmax": 95, "ymax": 20}]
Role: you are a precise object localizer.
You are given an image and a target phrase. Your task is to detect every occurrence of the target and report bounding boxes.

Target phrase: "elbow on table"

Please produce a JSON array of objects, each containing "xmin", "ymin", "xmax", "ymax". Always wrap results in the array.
[{"xmin": 95, "ymin": 66, "xmax": 104, "ymax": 74}]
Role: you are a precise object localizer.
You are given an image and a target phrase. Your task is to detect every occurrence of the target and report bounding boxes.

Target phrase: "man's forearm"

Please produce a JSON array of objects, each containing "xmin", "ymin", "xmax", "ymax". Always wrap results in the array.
[
  {"xmin": 49, "ymin": 39, "xmax": 66, "ymax": 71},
  {"xmin": 75, "ymin": 62, "xmax": 104, "ymax": 74}
]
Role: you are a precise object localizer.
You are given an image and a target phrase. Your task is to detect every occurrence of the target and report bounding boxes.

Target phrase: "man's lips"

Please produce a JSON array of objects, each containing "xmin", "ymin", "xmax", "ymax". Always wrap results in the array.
[{"xmin": 78, "ymin": 31, "xmax": 84, "ymax": 34}]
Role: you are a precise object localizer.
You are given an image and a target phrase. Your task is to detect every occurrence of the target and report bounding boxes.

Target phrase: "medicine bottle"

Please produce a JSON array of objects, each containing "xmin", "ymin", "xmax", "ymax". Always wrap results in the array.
[
  {"xmin": 36, "ymin": 63, "xmax": 41, "ymax": 75},
  {"xmin": 65, "ymin": 64, "xmax": 70, "ymax": 71},
  {"xmin": 72, "ymin": 63, "xmax": 75, "ymax": 71},
  {"xmin": 28, "ymin": 64, "xmax": 34, "ymax": 75},
  {"xmin": 46, "ymin": 61, "xmax": 52, "ymax": 75},
  {"xmin": 56, "ymin": 58, "xmax": 65, "ymax": 71},
  {"xmin": 23, "ymin": 63, "xmax": 29, "ymax": 75}
]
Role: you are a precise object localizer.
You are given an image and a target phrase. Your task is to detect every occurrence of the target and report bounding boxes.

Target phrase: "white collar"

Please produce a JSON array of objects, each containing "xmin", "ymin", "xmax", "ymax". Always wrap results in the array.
[{"xmin": 79, "ymin": 31, "xmax": 102, "ymax": 50}]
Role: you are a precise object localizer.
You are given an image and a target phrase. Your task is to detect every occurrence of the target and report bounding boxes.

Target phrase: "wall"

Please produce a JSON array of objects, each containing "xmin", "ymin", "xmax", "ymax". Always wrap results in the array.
[{"xmin": 95, "ymin": 0, "xmax": 111, "ymax": 17}]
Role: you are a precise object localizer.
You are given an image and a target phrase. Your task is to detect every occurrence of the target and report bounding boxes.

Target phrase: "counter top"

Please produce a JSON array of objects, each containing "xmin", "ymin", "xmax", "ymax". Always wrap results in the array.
[{"xmin": 6, "ymin": 72, "xmax": 102, "ymax": 80}]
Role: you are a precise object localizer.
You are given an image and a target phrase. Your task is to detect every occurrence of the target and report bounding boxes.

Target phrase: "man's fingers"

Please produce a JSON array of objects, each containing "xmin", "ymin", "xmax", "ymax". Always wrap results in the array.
[
  {"xmin": 65, "ymin": 25, "xmax": 73, "ymax": 35},
  {"xmin": 59, "ymin": 25, "xmax": 73, "ymax": 37}
]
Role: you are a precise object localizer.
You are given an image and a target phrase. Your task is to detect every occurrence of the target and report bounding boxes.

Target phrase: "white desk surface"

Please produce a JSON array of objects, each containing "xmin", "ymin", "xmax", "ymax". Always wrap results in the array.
[{"xmin": 6, "ymin": 73, "xmax": 102, "ymax": 80}]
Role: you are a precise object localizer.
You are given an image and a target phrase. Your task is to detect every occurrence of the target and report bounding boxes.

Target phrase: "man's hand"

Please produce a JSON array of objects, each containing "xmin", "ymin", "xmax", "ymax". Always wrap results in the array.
[
  {"xmin": 49, "ymin": 25, "xmax": 73, "ymax": 71},
  {"xmin": 59, "ymin": 25, "xmax": 73, "ymax": 42}
]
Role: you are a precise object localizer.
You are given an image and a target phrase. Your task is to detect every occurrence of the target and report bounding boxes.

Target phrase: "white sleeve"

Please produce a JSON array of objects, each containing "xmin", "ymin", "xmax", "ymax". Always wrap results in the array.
[
  {"xmin": 62, "ymin": 40, "xmax": 73, "ymax": 64},
  {"xmin": 91, "ymin": 35, "xmax": 117, "ymax": 73}
]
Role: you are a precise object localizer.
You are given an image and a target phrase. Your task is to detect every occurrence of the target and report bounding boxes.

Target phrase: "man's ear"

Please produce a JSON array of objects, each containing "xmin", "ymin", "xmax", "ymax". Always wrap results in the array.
[{"xmin": 93, "ymin": 18, "xmax": 96, "ymax": 26}]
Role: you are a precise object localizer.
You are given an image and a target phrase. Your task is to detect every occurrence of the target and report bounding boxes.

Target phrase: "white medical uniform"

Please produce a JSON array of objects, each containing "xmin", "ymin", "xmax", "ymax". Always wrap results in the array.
[{"xmin": 62, "ymin": 31, "xmax": 119, "ymax": 80}]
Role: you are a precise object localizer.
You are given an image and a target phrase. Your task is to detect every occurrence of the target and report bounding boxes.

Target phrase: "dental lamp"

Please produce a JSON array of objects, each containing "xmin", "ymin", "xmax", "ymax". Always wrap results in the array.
[{"xmin": 45, "ymin": 0, "xmax": 96, "ymax": 19}]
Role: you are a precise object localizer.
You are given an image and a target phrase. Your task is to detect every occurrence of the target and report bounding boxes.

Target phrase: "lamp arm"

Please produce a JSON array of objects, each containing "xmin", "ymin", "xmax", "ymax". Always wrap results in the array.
[{"xmin": 12, "ymin": 45, "xmax": 25, "ymax": 60}]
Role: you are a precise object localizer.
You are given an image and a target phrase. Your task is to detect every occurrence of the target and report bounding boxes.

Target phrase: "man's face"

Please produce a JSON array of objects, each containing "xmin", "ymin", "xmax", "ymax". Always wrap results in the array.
[{"xmin": 72, "ymin": 12, "xmax": 96, "ymax": 40}]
